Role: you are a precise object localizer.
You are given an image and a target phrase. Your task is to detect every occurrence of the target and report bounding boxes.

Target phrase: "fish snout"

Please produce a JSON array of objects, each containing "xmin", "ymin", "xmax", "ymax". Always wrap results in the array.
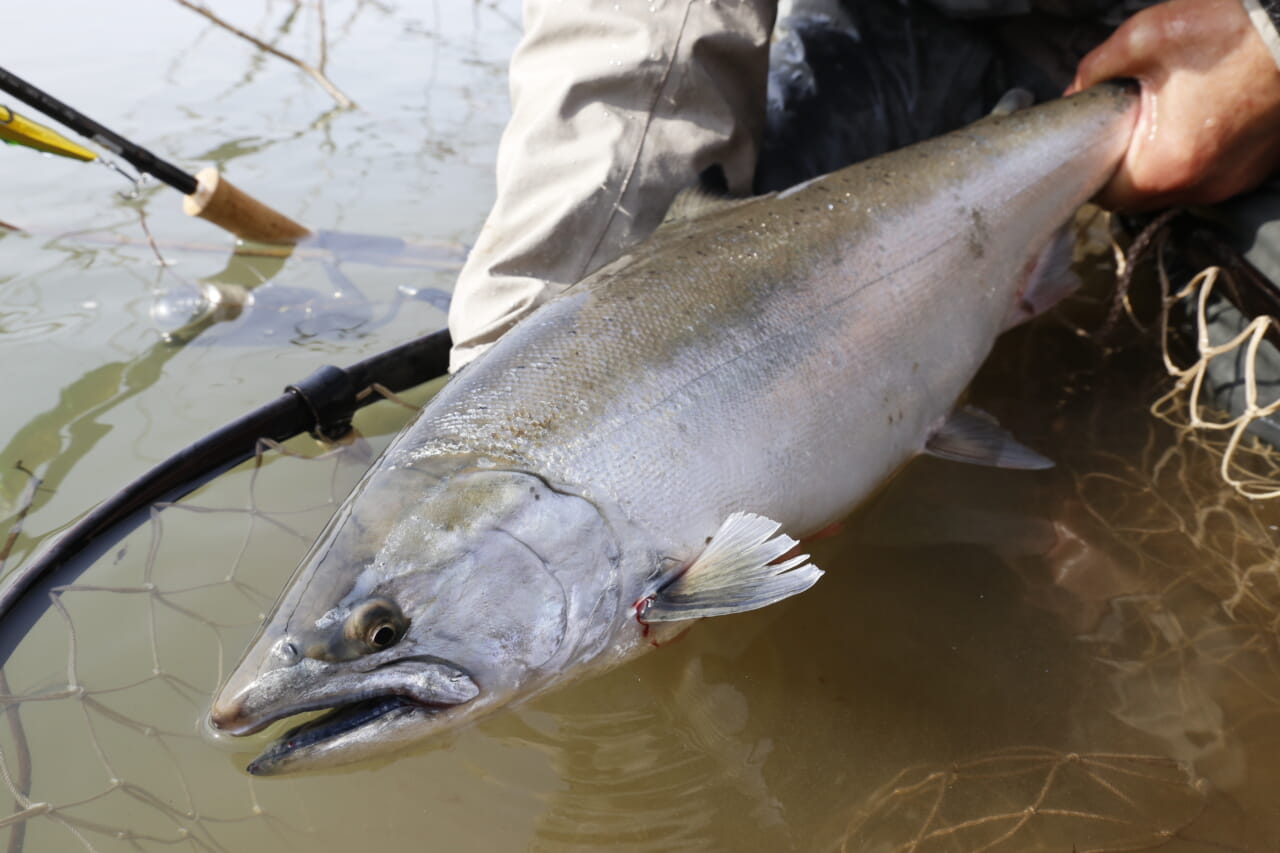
[
  {"xmin": 208, "ymin": 663, "xmax": 304, "ymax": 736},
  {"xmin": 208, "ymin": 643, "xmax": 331, "ymax": 737},
  {"xmin": 208, "ymin": 637, "xmax": 300, "ymax": 728},
  {"xmin": 209, "ymin": 668, "xmax": 281, "ymax": 736},
  {"xmin": 209, "ymin": 693, "xmax": 250, "ymax": 735},
  {"xmin": 208, "ymin": 639, "xmax": 301, "ymax": 733}
]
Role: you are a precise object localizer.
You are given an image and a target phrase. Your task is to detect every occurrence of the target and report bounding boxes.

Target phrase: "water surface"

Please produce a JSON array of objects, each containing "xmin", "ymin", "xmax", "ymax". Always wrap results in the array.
[{"xmin": 1, "ymin": 3, "xmax": 1278, "ymax": 851}]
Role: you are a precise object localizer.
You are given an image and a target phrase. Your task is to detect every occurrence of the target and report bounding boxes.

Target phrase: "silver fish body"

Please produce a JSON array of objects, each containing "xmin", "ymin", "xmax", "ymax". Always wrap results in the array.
[{"xmin": 211, "ymin": 84, "xmax": 1137, "ymax": 774}]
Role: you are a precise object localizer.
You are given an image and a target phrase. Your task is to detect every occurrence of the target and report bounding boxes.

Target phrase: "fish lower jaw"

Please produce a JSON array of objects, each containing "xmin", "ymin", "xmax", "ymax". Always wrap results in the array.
[{"xmin": 245, "ymin": 695, "xmax": 450, "ymax": 776}]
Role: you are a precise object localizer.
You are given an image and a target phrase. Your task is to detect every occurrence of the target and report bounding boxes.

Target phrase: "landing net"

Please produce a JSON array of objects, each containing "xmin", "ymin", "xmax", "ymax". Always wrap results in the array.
[
  {"xmin": 1141, "ymin": 219, "xmax": 1280, "ymax": 499},
  {"xmin": 0, "ymin": 417, "xmax": 395, "ymax": 852}
]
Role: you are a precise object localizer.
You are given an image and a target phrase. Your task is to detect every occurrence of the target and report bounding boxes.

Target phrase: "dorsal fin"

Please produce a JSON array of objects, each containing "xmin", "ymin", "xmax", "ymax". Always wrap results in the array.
[
  {"xmin": 989, "ymin": 88, "xmax": 1035, "ymax": 117},
  {"xmin": 660, "ymin": 185, "xmax": 759, "ymax": 226}
]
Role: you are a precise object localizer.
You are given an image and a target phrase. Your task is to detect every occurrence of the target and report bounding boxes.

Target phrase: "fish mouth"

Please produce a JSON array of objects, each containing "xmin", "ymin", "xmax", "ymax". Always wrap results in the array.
[
  {"xmin": 246, "ymin": 695, "xmax": 432, "ymax": 775},
  {"xmin": 211, "ymin": 655, "xmax": 480, "ymax": 774}
]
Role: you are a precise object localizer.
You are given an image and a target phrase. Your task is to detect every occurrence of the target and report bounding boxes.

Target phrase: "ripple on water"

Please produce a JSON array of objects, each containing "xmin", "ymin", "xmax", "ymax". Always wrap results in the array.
[
  {"xmin": 509, "ymin": 695, "xmax": 762, "ymax": 852},
  {"xmin": 0, "ymin": 252, "xmax": 118, "ymax": 345},
  {"xmin": 0, "ymin": 305, "xmax": 83, "ymax": 341}
]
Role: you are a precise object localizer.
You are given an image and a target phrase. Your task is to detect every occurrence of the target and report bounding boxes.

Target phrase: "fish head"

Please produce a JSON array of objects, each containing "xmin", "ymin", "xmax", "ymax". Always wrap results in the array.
[{"xmin": 209, "ymin": 458, "xmax": 627, "ymax": 774}]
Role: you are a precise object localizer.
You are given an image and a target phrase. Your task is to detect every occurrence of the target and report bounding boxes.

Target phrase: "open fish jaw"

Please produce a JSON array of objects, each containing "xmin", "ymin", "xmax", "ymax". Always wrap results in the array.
[
  {"xmin": 212, "ymin": 654, "xmax": 479, "ymax": 735},
  {"xmin": 248, "ymin": 697, "xmax": 431, "ymax": 775},
  {"xmin": 223, "ymin": 660, "xmax": 481, "ymax": 775}
]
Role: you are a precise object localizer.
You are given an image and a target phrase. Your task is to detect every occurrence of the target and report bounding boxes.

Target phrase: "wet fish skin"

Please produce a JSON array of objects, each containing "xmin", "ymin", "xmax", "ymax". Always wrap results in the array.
[{"xmin": 210, "ymin": 84, "xmax": 1137, "ymax": 774}]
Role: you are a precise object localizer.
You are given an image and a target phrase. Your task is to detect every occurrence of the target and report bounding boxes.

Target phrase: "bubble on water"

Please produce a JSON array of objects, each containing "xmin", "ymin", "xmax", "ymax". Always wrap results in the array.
[{"xmin": 150, "ymin": 281, "xmax": 250, "ymax": 339}]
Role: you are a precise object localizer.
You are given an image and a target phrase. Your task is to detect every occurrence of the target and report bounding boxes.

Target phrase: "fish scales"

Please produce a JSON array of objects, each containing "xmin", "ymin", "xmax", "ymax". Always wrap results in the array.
[
  {"xmin": 409, "ymin": 86, "xmax": 1134, "ymax": 548},
  {"xmin": 210, "ymin": 84, "xmax": 1137, "ymax": 773}
]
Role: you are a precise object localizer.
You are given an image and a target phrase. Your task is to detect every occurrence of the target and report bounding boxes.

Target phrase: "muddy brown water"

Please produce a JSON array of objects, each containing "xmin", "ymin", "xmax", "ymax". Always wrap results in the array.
[{"xmin": 2, "ymin": 2, "xmax": 1280, "ymax": 851}]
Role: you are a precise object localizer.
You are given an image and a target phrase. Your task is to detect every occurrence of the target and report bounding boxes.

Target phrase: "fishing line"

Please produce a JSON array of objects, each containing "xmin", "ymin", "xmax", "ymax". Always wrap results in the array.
[{"xmin": 96, "ymin": 156, "xmax": 143, "ymax": 194}]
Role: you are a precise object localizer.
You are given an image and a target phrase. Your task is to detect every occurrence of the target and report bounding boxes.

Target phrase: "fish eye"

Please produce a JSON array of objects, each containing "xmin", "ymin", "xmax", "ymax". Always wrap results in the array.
[
  {"xmin": 344, "ymin": 597, "xmax": 408, "ymax": 653},
  {"xmin": 368, "ymin": 623, "xmax": 398, "ymax": 649}
]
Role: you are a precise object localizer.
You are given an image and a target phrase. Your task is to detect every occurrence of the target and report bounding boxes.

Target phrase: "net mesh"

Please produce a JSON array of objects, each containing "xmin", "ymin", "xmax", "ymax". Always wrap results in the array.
[
  {"xmin": 0, "ymin": 425, "xmax": 384, "ymax": 852},
  {"xmin": 1139, "ymin": 220, "xmax": 1280, "ymax": 500}
]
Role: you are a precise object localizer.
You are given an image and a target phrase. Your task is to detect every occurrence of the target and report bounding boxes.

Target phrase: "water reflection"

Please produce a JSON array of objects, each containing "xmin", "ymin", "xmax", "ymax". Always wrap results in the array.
[
  {"xmin": 5, "ymin": 310, "xmax": 1280, "ymax": 850},
  {"xmin": 0, "ymin": 222, "xmax": 461, "ymax": 573},
  {"xmin": 0, "ymin": 343, "xmax": 171, "ymax": 571},
  {"xmin": 150, "ymin": 236, "xmax": 457, "ymax": 345},
  {"xmin": 5, "ymin": 0, "xmax": 1280, "ymax": 850},
  {"xmin": 843, "ymin": 748, "xmax": 1204, "ymax": 852}
]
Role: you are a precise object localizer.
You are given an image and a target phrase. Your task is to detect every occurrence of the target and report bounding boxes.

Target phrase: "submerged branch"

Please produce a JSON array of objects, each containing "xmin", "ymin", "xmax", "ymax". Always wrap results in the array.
[
  {"xmin": 0, "ymin": 464, "xmax": 42, "ymax": 575},
  {"xmin": 172, "ymin": 0, "xmax": 356, "ymax": 109},
  {"xmin": 317, "ymin": 0, "xmax": 329, "ymax": 73}
]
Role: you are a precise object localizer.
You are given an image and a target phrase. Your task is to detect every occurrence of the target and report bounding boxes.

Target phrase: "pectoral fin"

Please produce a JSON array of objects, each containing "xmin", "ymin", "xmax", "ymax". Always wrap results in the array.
[
  {"xmin": 640, "ymin": 512, "xmax": 823, "ymax": 623},
  {"xmin": 925, "ymin": 407, "xmax": 1053, "ymax": 470},
  {"xmin": 1002, "ymin": 224, "xmax": 1081, "ymax": 331}
]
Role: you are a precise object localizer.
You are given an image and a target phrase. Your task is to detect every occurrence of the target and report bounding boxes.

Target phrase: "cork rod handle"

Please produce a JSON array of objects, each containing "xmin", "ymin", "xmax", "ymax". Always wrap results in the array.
[{"xmin": 182, "ymin": 167, "xmax": 310, "ymax": 243}]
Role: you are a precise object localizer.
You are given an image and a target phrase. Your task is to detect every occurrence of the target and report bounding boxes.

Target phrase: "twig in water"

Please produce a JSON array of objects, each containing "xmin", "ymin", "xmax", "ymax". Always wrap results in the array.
[
  {"xmin": 317, "ymin": 0, "xmax": 330, "ymax": 73},
  {"xmin": 136, "ymin": 207, "xmax": 171, "ymax": 271},
  {"xmin": 0, "ymin": 463, "xmax": 42, "ymax": 574},
  {"xmin": 134, "ymin": 206, "xmax": 207, "ymax": 296},
  {"xmin": 172, "ymin": 0, "xmax": 356, "ymax": 109}
]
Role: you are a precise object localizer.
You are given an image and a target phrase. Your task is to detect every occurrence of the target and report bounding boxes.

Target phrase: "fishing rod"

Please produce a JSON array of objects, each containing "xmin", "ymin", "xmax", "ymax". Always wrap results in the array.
[
  {"xmin": 0, "ymin": 66, "xmax": 197, "ymax": 195},
  {"xmin": 0, "ymin": 327, "xmax": 452, "ymax": 661},
  {"xmin": 0, "ymin": 66, "xmax": 468, "ymax": 265},
  {"xmin": 0, "ymin": 64, "xmax": 309, "ymax": 242}
]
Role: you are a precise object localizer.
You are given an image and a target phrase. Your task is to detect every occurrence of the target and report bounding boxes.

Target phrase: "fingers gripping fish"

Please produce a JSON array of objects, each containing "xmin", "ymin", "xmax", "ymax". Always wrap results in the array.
[{"xmin": 210, "ymin": 85, "xmax": 1137, "ymax": 774}]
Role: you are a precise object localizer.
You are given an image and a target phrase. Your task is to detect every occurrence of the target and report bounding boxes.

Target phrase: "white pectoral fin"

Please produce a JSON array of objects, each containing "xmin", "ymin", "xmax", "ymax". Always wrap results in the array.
[
  {"xmin": 925, "ymin": 406, "xmax": 1053, "ymax": 470},
  {"xmin": 641, "ymin": 512, "xmax": 824, "ymax": 623}
]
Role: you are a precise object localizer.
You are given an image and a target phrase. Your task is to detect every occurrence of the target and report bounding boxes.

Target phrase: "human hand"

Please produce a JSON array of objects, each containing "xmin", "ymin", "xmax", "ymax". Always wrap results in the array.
[{"xmin": 1066, "ymin": 0, "xmax": 1280, "ymax": 211}]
